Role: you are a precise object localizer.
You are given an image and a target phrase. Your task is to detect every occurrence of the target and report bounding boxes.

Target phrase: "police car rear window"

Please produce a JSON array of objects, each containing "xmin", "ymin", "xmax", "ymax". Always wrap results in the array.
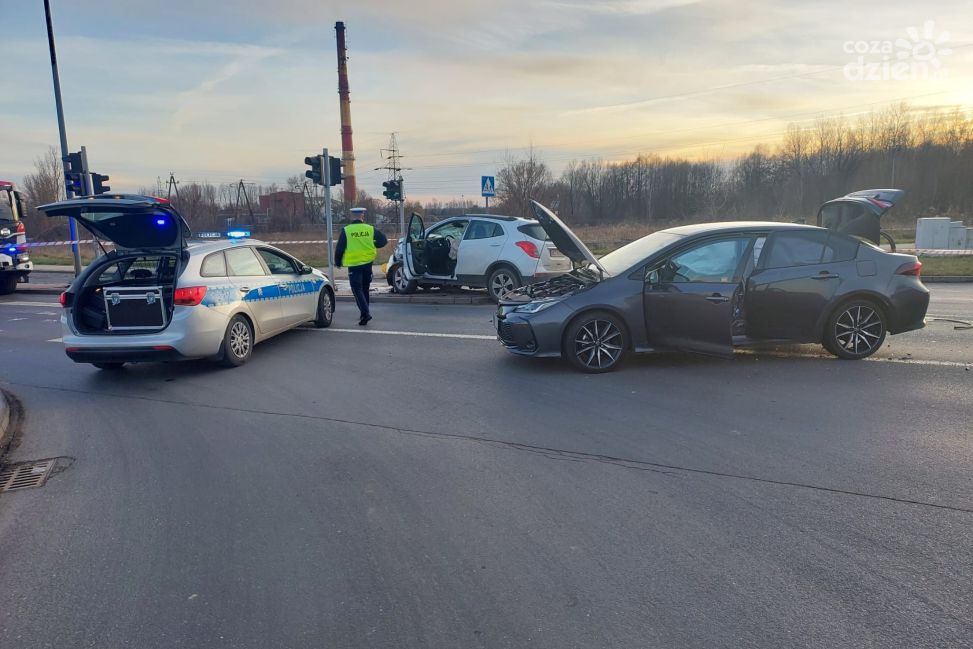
[
  {"xmin": 201, "ymin": 252, "xmax": 227, "ymax": 277},
  {"xmin": 225, "ymin": 247, "xmax": 266, "ymax": 276}
]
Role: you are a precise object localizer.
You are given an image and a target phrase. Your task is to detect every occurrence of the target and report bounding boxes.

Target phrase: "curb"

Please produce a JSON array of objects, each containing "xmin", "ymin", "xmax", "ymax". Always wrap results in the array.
[
  {"xmin": 0, "ymin": 389, "xmax": 15, "ymax": 460},
  {"xmin": 921, "ymin": 276, "xmax": 973, "ymax": 283},
  {"xmin": 14, "ymin": 284, "xmax": 65, "ymax": 295},
  {"xmin": 335, "ymin": 294, "xmax": 494, "ymax": 305}
]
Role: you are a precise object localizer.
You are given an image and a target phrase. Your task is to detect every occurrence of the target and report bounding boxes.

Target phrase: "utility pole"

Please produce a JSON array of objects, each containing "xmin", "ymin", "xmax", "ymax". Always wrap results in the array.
[
  {"xmin": 43, "ymin": 0, "xmax": 81, "ymax": 275},
  {"xmin": 166, "ymin": 172, "xmax": 180, "ymax": 201},
  {"xmin": 377, "ymin": 133, "xmax": 407, "ymax": 235}
]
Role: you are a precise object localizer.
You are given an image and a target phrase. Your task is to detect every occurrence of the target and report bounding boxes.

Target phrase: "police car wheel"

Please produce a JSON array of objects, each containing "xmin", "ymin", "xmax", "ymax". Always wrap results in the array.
[
  {"xmin": 221, "ymin": 315, "xmax": 253, "ymax": 367},
  {"xmin": 314, "ymin": 288, "xmax": 334, "ymax": 328}
]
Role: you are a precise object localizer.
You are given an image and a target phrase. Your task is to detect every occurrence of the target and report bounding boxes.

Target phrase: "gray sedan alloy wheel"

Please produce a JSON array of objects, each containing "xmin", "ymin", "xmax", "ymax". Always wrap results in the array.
[
  {"xmin": 566, "ymin": 313, "xmax": 626, "ymax": 372},
  {"xmin": 826, "ymin": 301, "xmax": 886, "ymax": 359}
]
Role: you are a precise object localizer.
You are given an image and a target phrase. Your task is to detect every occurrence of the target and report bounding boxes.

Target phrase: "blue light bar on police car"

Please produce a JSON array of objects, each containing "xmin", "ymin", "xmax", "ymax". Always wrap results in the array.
[{"xmin": 226, "ymin": 230, "xmax": 251, "ymax": 239}]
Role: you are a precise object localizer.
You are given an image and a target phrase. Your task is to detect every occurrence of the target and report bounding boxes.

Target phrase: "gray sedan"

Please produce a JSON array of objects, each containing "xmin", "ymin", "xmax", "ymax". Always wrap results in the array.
[{"xmin": 496, "ymin": 197, "xmax": 929, "ymax": 372}]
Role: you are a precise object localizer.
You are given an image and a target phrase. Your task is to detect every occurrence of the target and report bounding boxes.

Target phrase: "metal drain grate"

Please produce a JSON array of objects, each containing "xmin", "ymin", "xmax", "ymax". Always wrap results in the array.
[{"xmin": 0, "ymin": 459, "xmax": 57, "ymax": 492}]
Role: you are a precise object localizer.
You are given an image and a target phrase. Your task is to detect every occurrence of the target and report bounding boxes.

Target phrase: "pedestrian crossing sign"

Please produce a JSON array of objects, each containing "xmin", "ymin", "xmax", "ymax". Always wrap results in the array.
[{"xmin": 481, "ymin": 176, "xmax": 496, "ymax": 197}]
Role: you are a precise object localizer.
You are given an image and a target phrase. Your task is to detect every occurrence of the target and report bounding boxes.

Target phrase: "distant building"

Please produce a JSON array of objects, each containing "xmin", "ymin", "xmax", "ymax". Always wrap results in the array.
[{"xmin": 258, "ymin": 191, "xmax": 304, "ymax": 224}]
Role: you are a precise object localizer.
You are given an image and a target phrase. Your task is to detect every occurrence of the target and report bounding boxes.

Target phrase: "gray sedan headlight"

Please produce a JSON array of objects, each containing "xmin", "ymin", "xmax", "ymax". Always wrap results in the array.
[{"xmin": 513, "ymin": 299, "xmax": 560, "ymax": 314}]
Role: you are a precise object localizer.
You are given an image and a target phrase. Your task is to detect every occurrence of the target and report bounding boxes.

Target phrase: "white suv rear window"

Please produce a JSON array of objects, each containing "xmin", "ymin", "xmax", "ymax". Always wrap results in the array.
[{"xmin": 517, "ymin": 224, "xmax": 548, "ymax": 240}]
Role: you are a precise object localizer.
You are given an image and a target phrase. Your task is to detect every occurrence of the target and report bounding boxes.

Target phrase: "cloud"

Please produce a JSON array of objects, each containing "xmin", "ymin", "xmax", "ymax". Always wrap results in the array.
[
  {"xmin": 2, "ymin": 0, "xmax": 971, "ymax": 199},
  {"xmin": 170, "ymin": 45, "xmax": 283, "ymax": 131}
]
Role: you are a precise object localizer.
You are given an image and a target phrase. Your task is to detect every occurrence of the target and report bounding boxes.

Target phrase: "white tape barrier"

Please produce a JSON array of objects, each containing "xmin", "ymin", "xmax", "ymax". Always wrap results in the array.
[{"xmin": 23, "ymin": 239, "xmax": 334, "ymax": 248}]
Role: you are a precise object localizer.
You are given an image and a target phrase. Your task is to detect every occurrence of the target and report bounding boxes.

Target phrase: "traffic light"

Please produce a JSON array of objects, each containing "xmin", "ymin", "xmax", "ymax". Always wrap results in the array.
[
  {"xmin": 91, "ymin": 173, "xmax": 110, "ymax": 195},
  {"xmin": 328, "ymin": 156, "xmax": 342, "ymax": 186},
  {"xmin": 305, "ymin": 155, "xmax": 323, "ymax": 186},
  {"xmin": 64, "ymin": 151, "xmax": 85, "ymax": 196},
  {"xmin": 382, "ymin": 179, "xmax": 402, "ymax": 201}
]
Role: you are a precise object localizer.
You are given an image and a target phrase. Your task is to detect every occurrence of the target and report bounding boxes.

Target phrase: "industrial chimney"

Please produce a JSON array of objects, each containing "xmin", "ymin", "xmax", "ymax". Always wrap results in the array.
[{"xmin": 335, "ymin": 21, "xmax": 356, "ymax": 206}]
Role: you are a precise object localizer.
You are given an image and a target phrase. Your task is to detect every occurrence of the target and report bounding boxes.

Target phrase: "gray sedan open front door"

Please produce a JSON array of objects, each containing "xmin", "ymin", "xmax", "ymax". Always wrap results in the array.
[{"xmin": 642, "ymin": 235, "xmax": 755, "ymax": 356}]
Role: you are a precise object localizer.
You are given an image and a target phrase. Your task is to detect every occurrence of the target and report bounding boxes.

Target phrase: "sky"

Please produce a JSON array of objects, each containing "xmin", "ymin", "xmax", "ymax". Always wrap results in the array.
[{"xmin": 1, "ymin": 0, "xmax": 971, "ymax": 202}]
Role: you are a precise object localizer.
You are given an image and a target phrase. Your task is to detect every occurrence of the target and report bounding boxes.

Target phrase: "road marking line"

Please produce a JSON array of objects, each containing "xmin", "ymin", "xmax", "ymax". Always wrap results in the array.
[
  {"xmin": 0, "ymin": 301, "xmax": 59, "ymax": 307},
  {"xmin": 742, "ymin": 350, "xmax": 970, "ymax": 368},
  {"xmin": 868, "ymin": 357, "xmax": 970, "ymax": 367},
  {"xmin": 324, "ymin": 327, "xmax": 496, "ymax": 340},
  {"xmin": 48, "ymin": 338, "xmax": 62, "ymax": 342}
]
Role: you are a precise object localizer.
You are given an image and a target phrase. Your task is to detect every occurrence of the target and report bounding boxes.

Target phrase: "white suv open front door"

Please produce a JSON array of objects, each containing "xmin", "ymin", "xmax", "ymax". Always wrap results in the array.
[{"xmin": 404, "ymin": 212, "xmax": 427, "ymax": 280}]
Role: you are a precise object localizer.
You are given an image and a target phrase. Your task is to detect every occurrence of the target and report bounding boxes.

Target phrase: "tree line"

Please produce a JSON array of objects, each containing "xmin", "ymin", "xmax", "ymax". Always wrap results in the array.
[
  {"xmin": 493, "ymin": 103, "xmax": 973, "ymax": 227},
  {"xmin": 17, "ymin": 102, "xmax": 972, "ymax": 242}
]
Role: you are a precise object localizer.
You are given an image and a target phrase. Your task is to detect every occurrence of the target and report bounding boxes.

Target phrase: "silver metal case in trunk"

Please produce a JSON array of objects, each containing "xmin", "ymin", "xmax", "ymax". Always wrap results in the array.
[{"xmin": 103, "ymin": 286, "xmax": 167, "ymax": 331}]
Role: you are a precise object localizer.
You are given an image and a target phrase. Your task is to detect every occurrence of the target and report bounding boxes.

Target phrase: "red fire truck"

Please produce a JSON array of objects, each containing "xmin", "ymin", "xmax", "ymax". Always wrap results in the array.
[{"xmin": 0, "ymin": 180, "xmax": 31, "ymax": 294}]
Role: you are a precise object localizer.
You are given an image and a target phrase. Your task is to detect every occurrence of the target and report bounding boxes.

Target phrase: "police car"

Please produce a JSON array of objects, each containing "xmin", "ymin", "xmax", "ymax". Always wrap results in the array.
[{"xmin": 39, "ymin": 195, "xmax": 334, "ymax": 369}]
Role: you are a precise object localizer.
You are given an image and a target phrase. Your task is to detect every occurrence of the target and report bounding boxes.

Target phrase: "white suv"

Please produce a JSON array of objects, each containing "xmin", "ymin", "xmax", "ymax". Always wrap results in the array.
[{"xmin": 386, "ymin": 213, "xmax": 570, "ymax": 302}]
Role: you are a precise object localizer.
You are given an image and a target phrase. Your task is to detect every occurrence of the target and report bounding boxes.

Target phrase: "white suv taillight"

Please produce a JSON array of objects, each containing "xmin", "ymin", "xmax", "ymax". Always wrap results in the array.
[{"xmin": 515, "ymin": 241, "xmax": 540, "ymax": 259}]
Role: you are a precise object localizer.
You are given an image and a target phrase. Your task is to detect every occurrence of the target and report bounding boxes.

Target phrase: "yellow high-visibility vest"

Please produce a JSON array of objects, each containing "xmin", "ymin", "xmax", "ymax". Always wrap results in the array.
[{"xmin": 343, "ymin": 222, "xmax": 377, "ymax": 267}]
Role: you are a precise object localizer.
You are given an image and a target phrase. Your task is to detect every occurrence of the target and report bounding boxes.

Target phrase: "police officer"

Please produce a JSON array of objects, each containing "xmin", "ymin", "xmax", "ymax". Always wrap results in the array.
[{"xmin": 335, "ymin": 207, "xmax": 388, "ymax": 325}]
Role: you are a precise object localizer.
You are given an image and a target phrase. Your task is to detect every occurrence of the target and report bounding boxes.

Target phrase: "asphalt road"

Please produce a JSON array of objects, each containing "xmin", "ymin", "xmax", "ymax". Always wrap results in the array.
[{"xmin": 0, "ymin": 287, "xmax": 971, "ymax": 648}]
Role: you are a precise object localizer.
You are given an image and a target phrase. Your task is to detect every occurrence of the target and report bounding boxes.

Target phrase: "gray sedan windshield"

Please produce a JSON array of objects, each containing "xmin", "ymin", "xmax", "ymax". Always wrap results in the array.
[{"xmin": 597, "ymin": 231, "xmax": 684, "ymax": 275}]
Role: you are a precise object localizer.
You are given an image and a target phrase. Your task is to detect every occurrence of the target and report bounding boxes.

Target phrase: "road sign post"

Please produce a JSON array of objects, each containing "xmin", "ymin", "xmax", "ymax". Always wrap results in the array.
[
  {"xmin": 322, "ymin": 148, "xmax": 335, "ymax": 284},
  {"xmin": 481, "ymin": 175, "xmax": 495, "ymax": 213}
]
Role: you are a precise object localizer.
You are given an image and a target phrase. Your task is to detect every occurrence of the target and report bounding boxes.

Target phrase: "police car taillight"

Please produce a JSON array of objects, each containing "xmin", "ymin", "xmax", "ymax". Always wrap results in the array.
[{"xmin": 174, "ymin": 286, "xmax": 207, "ymax": 306}]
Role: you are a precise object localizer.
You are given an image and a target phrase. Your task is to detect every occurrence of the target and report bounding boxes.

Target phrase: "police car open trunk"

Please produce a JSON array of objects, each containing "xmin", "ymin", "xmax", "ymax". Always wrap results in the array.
[
  {"xmin": 39, "ymin": 196, "xmax": 189, "ymax": 334},
  {"xmin": 69, "ymin": 253, "xmax": 181, "ymax": 333}
]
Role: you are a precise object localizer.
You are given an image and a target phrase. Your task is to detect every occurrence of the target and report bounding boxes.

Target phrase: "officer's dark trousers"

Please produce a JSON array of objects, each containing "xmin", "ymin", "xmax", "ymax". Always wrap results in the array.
[{"xmin": 347, "ymin": 264, "xmax": 372, "ymax": 320}]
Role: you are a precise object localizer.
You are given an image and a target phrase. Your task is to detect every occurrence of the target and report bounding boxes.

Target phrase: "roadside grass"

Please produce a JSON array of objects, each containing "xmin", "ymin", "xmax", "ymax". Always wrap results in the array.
[
  {"xmin": 29, "ymin": 252, "xmax": 100, "ymax": 266},
  {"xmin": 918, "ymin": 255, "xmax": 973, "ymax": 276}
]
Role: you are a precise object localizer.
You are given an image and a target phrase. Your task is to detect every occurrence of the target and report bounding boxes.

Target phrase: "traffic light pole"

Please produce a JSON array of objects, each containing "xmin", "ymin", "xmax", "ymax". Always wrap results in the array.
[
  {"xmin": 80, "ymin": 146, "xmax": 92, "ymax": 196},
  {"xmin": 398, "ymin": 179, "xmax": 405, "ymax": 238},
  {"xmin": 322, "ymin": 148, "xmax": 335, "ymax": 284},
  {"xmin": 44, "ymin": 0, "xmax": 81, "ymax": 275}
]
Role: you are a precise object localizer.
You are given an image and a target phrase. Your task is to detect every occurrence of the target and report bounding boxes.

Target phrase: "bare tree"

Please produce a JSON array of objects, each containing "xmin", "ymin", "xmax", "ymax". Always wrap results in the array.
[
  {"xmin": 22, "ymin": 146, "xmax": 64, "ymax": 210},
  {"xmin": 495, "ymin": 146, "xmax": 553, "ymax": 218}
]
